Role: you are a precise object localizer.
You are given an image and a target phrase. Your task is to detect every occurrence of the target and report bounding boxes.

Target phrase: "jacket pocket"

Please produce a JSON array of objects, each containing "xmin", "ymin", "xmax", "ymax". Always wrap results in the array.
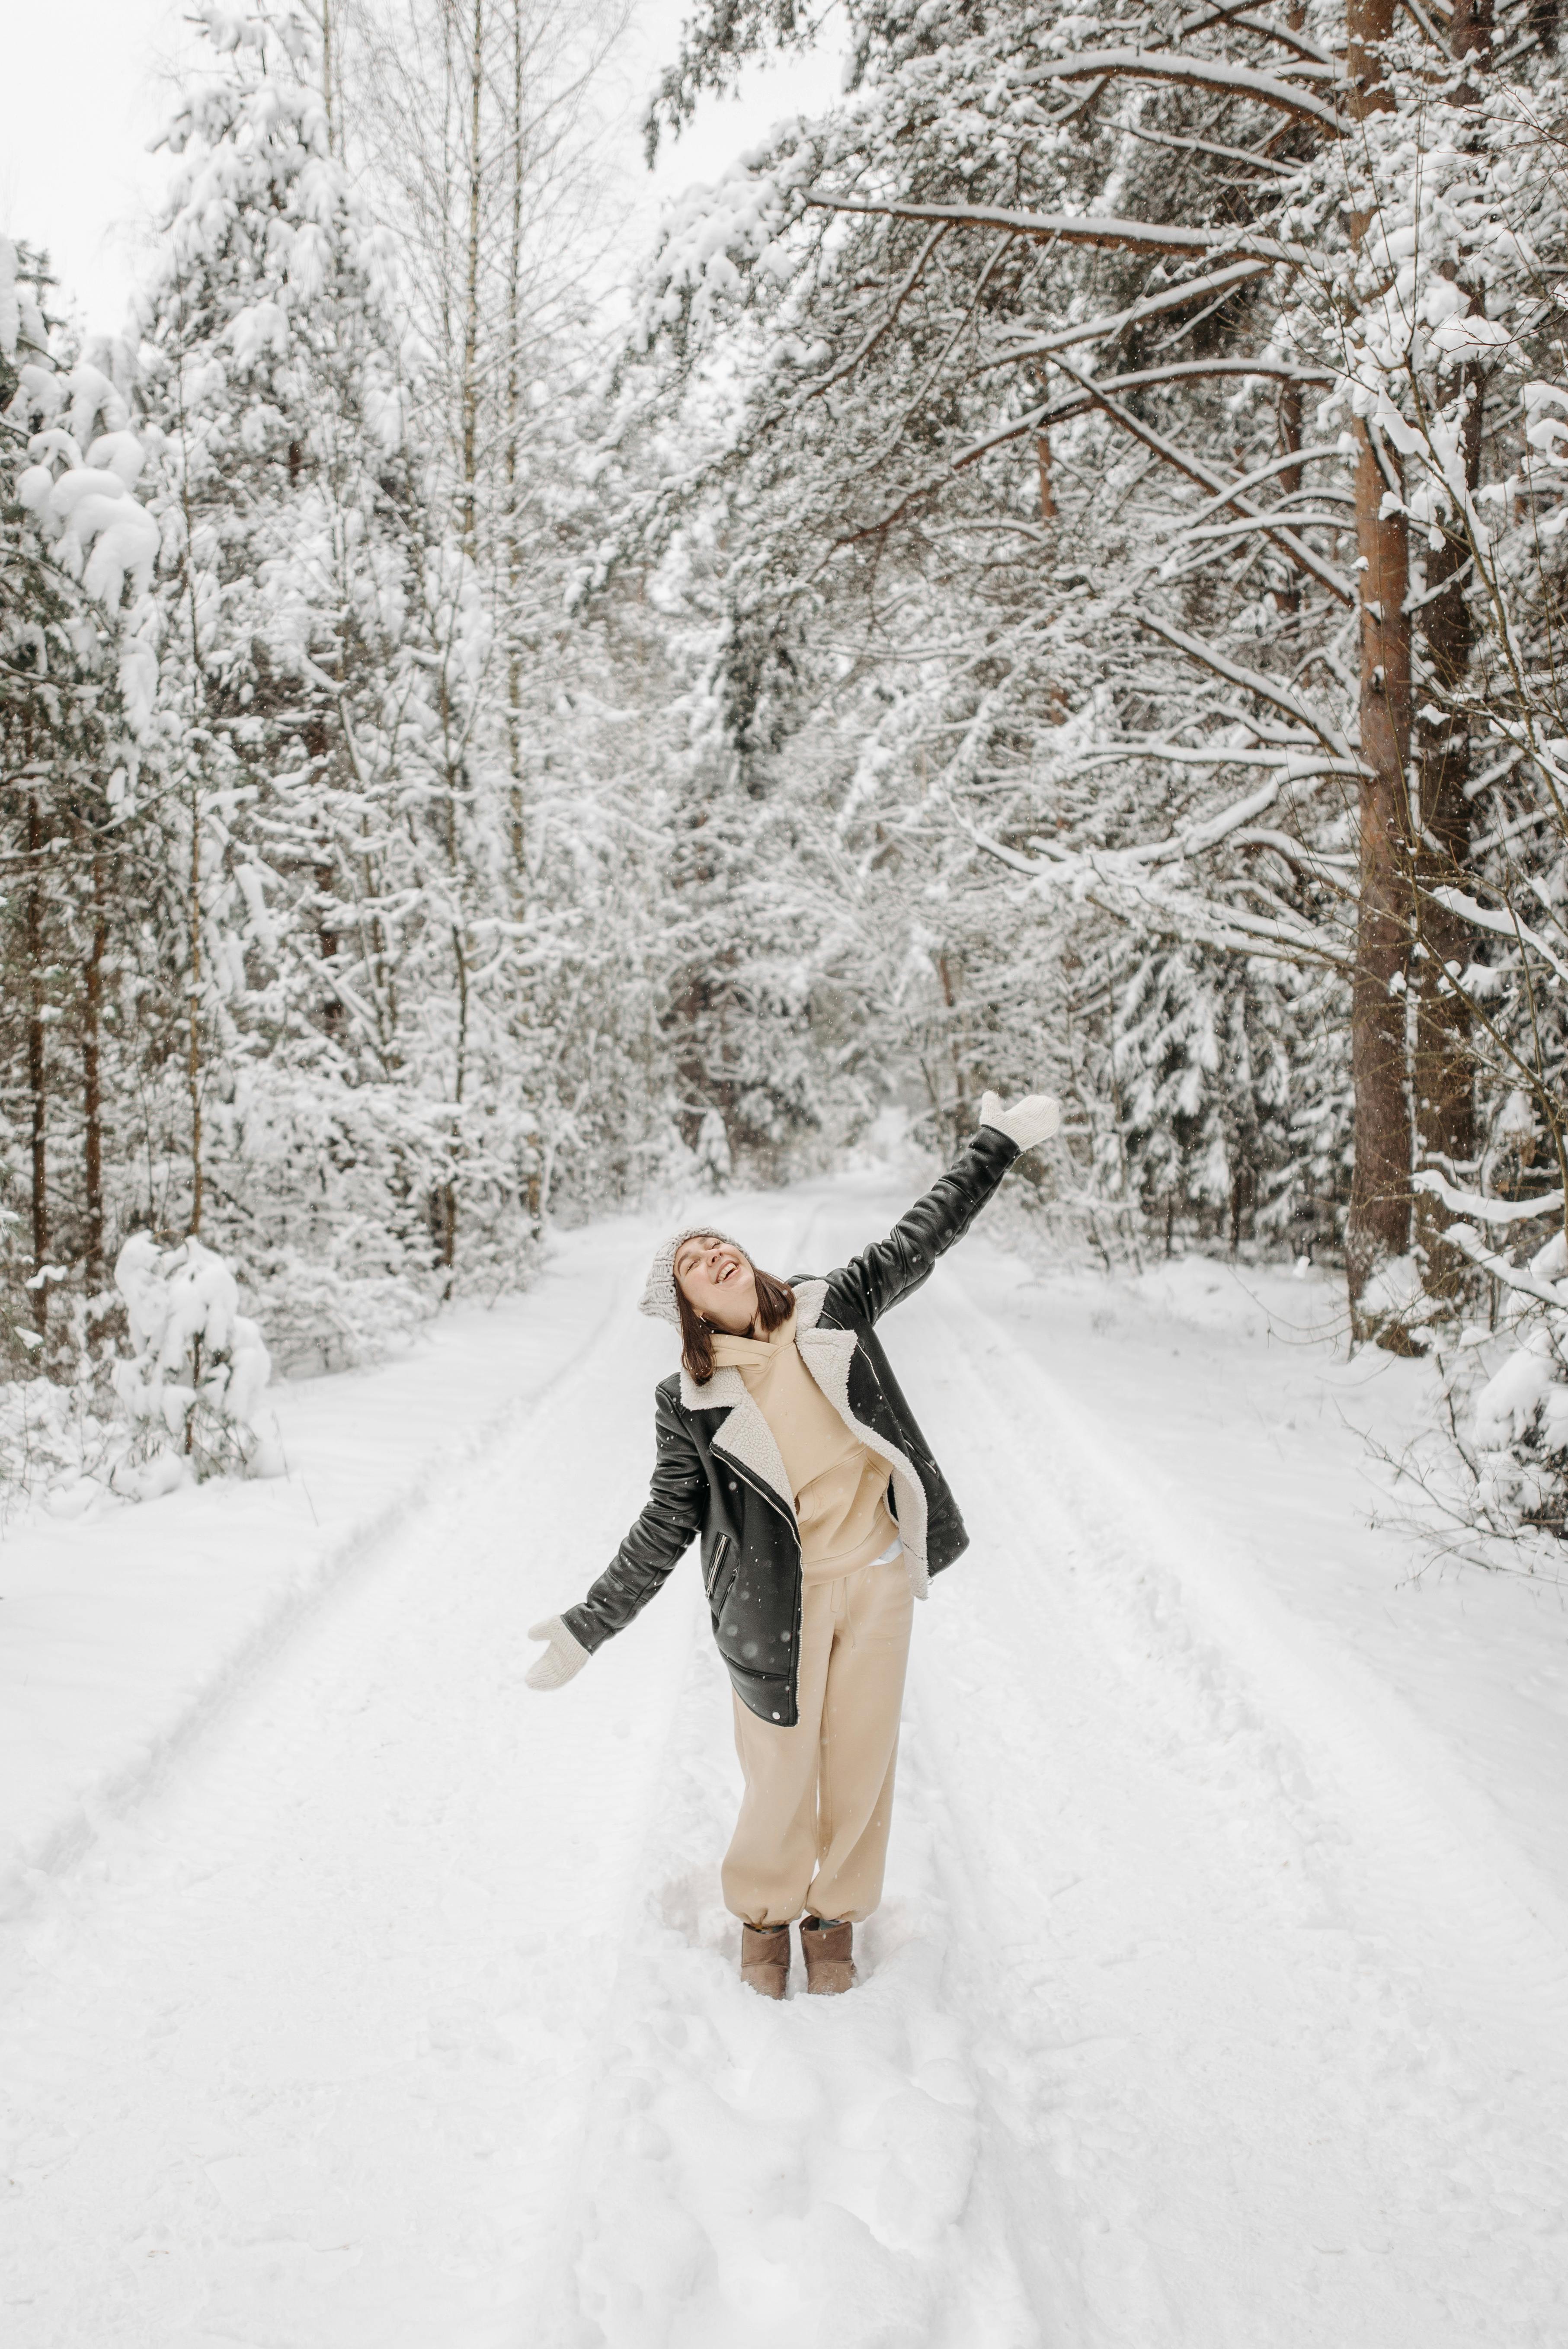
[{"xmin": 704, "ymin": 1533, "xmax": 734, "ymax": 1606}]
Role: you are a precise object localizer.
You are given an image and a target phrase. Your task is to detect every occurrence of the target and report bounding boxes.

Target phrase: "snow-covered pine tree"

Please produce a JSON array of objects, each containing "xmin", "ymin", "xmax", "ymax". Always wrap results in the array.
[
  {"xmin": 131, "ymin": 3, "xmax": 538, "ymax": 1357},
  {"xmin": 1, "ymin": 235, "xmax": 161, "ymax": 1373}
]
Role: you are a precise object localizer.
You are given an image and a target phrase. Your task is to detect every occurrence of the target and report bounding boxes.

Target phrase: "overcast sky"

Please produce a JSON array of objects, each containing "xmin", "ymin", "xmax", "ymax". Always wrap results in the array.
[{"xmin": 0, "ymin": 0, "xmax": 842, "ymax": 338}]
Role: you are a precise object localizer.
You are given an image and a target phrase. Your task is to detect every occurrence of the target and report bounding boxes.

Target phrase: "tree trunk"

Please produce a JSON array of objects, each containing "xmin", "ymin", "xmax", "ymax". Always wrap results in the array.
[
  {"xmin": 1037, "ymin": 426, "xmax": 1067, "ymax": 723},
  {"xmin": 442, "ymin": 918, "xmax": 469, "ymax": 1288},
  {"xmin": 1036, "ymin": 425, "xmax": 1056, "ymax": 524},
  {"xmin": 506, "ymin": 0, "xmax": 527, "ymax": 878},
  {"xmin": 26, "ymin": 794, "xmax": 49, "ymax": 1339},
  {"xmin": 1452, "ymin": 0, "xmax": 1495, "ymax": 69},
  {"xmin": 321, "ymin": 0, "xmax": 338, "ymax": 157},
  {"xmin": 83, "ymin": 844, "xmax": 107, "ymax": 1295},
  {"xmin": 1411, "ymin": 0, "xmax": 1492, "ymax": 1296},
  {"xmin": 461, "ymin": 0, "xmax": 484, "ymax": 556},
  {"xmin": 1412, "ymin": 362, "xmax": 1483, "ymax": 1293},
  {"xmin": 1345, "ymin": 0, "xmax": 1417, "ymax": 1340},
  {"xmin": 1274, "ymin": 378, "xmax": 1304, "ymax": 618},
  {"xmin": 935, "ymin": 951, "xmax": 970, "ymax": 1141}
]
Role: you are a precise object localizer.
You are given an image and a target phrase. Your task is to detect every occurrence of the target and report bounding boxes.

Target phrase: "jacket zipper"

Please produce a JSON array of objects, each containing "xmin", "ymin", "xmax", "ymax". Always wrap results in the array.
[
  {"xmin": 713, "ymin": 1453, "xmax": 801, "ymax": 1544},
  {"xmin": 704, "ymin": 1532, "xmax": 732, "ymax": 1600}
]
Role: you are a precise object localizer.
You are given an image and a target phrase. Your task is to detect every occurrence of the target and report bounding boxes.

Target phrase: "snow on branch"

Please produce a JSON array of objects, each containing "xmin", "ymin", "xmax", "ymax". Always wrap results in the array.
[
  {"xmin": 1136, "ymin": 612, "xmax": 1355, "ymax": 754},
  {"xmin": 1050, "ymin": 355, "xmax": 1354, "ymax": 606},
  {"xmin": 982, "ymin": 260, "xmax": 1273, "ymax": 370},
  {"xmin": 1432, "ymin": 1219, "xmax": 1568, "ymax": 1308},
  {"xmin": 1090, "ymin": 880, "xmax": 1347, "ymax": 965},
  {"xmin": 965, "ymin": 817, "xmax": 1347, "ymax": 965},
  {"xmin": 948, "ymin": 736, "xmax": 1354, "ymax": 967},
  {"xmin": 1479, "ymin": 714, "xmax": 1568, "ymax": 805},
  {"xmin": 792, "ymin": 223, "xmax": 950, "ymax": 409},
  {"xmin": 1413, "ymin": 1170, "xmax": 1566, "ymax": 1226},
  {"xmin": 1018, "ymin": 49, "xmax": 1345, "ymax": 131},
  {"xmin": 800, "ymin": 191, "xmax": 1306, "ymax": 269},
  {"xmin": 1062, "ymin": 742, "xmax": 1362, "ymax": 776},
  {"xmin": 1430, "ymin": 888, "xmax": 1568, "ymax": 989},
  {"xmin": 1064, "ymin": 751, "xmax": 1350, "ymax": 868},
  {"xmin": 1161, "ymin": 440, "xmax": 1346, "ymax": 525},
  {"xmin": 1024, "ymin": 358, "xmax": 1339, "ymax": 449},
  {"xmin": 1177, "ymin": 3, "xmax": 1335, "ymax": 67},
  {"xmin": 959, "ymin": 358, "xmax": 1337, "ymax": 463},
  {"xmin": 1164, "ymin": 506, "xmax": 1352, "ymax": 550}
]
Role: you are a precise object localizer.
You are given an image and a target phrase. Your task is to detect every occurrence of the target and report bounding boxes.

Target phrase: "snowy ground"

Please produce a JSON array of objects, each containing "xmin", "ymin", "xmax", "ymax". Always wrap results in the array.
[{"xmin": 4, "ymin": 1163, "xmax": 1568, "ymax": 2347}]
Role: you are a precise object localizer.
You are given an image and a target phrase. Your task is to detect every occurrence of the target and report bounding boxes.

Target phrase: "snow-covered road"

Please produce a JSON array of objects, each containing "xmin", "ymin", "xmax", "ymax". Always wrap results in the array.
[{"xmin": 4, "ymin": 1168, "xmax": 1568, "ymax": 2347}]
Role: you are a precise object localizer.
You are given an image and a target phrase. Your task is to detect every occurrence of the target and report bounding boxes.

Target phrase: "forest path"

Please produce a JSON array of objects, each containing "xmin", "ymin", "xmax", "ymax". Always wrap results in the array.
[{"xmin": 3, "ymin": 1166, "xmax": 1567, "ymax": 2348}]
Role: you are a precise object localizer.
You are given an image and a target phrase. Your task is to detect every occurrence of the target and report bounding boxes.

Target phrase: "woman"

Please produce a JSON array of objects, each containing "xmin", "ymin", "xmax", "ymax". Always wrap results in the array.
[{"xmin": 525, "ymin": 1088, "xmax": 1059, "ymax": 1997}]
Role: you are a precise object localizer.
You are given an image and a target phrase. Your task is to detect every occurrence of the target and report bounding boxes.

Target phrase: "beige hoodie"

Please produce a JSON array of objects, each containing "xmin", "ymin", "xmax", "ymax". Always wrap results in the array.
[{"xmin": 709, "ymin": 1311, "xmax": 896, "ymax": 1581}]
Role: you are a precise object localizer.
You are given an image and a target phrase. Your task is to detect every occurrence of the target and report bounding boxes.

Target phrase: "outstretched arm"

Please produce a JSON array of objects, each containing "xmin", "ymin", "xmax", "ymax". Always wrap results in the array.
[
  {"xmin": 824, "ymin": 1090, "xmax": 1060, "ymax": 1327},
  {"xmin": 562, "ymin": 1383, "xmax": 705, "ymax": 1649},
  {"xmin": 527, "ymin": 1385, "xmax": 704, "ymax": 1690}
]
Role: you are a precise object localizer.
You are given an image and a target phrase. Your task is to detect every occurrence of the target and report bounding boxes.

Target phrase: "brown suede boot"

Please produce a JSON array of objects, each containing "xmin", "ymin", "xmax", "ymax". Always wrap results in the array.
[
  {"xmin": 740, "ymin": 1922, "xmax": 791, "ymax": 1999},
  {"xmin": 800, "ymin": 1916, "xmax": 856, "ymax": 1994}
]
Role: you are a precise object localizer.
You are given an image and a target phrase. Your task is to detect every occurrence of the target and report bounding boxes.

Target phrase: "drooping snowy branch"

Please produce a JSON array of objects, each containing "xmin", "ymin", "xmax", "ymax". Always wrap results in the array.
[
  {"xmin": 1020, "ymin": 49, "xmax": 1347, "ymax": 131},
  {"xmin": 1413, "ymin": 1171, "xmax": 1566, "ymax": 1226},
  {"xmin": 800, "ymin": 191, "xmax": 1308, "ymax": 269}
]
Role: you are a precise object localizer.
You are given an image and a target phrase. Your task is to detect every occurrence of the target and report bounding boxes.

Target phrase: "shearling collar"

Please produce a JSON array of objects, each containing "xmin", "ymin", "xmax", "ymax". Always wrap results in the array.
[
  {"xmin": 790, "ymin": 1277, "xmax": 829, "ymax": 1333},
  {"xmin": 676, "ymin": 1276, "xmax": 929, "ymax": 1592},
  {"xmin": 677, "ymin": 1279, "xmax": 830, "ymax": 1412}
]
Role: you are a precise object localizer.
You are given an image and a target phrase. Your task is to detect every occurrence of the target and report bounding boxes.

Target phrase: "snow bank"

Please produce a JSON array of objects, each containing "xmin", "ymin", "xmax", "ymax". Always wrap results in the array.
[{"xmin": 0, "ymin": 1237, "xmax": 628, "ymax": 1927}]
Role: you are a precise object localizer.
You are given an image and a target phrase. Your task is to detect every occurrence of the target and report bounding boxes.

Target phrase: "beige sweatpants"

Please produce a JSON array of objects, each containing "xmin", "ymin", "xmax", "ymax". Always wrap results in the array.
[{"xmin": 722, "ymin": 1554, "xmax": 914, "ymax": 1929}]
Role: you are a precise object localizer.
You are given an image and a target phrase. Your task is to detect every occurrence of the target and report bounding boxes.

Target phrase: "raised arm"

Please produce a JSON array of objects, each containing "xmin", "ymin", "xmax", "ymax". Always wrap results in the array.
[{"xmin": 822, "ymin": 1090, "xmax": 1060, "ymax": 1327}]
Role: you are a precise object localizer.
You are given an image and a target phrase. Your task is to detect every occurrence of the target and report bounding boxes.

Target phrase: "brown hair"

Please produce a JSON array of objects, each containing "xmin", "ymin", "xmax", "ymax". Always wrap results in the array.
[{"xmin": 675, "ymin": 1246, "xmax": 794, "ymax": 1384}]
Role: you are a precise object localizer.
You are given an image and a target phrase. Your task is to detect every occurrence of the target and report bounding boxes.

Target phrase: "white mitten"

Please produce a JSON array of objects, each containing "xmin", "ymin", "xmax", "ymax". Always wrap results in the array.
[
  {"xmin": 525, "ymin": 1614, "xmax": 591, "ymax": 1691},
  {"xmin": 979, "ymin": 1088, "xmax": 1062, "ymax": 1153}
]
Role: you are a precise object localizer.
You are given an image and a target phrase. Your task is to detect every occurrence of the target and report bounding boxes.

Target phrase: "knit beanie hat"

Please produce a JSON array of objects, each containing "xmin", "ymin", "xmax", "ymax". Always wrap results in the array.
[{"xmin": 640, "ymin": 1227, "xmax": 749, "ymax": 1327}]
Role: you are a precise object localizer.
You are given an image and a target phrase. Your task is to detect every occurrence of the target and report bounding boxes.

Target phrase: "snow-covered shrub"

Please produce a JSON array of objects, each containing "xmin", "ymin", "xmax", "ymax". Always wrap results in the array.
[
  {"xmin": 236, "ymin": 1244, "xmax": 435, "ymax": 1378},
  {"xmin": 693, "ymin": 1108, "xmax": 733, "ymax": 1189},
  {"xmin": 0, "ymin": 1376, "xmax": 109, "ymax": 1527},
  {"xmin": 0, "ymin": 1246, "xmax": 280, "ymax": 1525},
  {"xmin": 1388, "ymin": 1181, "xmax": 1568, "ymax": 1561},
  {"xmin": 1463, "ymin": 1304, "xmax": 1568, "ymax": 1544},
  {"xmin": 111, "ymin": 1235, "xmax": 279, "ymax": 1491}
]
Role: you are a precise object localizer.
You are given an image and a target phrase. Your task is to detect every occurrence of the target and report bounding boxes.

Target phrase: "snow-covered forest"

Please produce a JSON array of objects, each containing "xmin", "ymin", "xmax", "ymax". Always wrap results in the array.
[
  {"xmin": 7, "ymin": 10, "xmax": 1568, "ymax": 2338},
  {"xmin": 5, "ymin": 0, "xmax": 1568, "ymax": 1536}
]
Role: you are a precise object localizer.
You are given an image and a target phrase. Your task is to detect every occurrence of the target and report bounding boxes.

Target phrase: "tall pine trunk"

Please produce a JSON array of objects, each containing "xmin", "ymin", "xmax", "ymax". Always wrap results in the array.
[
  {"xmin": 83, "ymin": 842, "xmax": 107, "ymax": 1294},
  {"xmin": 1411, "ymin": 0, "xmax": 1492, "ymax": 1296},
  {"xmin": 1345, "ymin": 0, "xmax": 1416, "ymax": 1339},
  {"xmin": 1412, "ymin": 363, "xmax": 1483, "ymax": 1291}
]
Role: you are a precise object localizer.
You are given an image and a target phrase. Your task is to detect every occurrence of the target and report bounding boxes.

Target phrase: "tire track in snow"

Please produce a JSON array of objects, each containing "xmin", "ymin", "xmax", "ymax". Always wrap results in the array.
[
  {"xmin": 906, "ymin": 1258, "xmax": 1568, "ymax": 2347},
  {"xmin": 941, "ymin": 1251, "xmax": 1568, "ymax": 2073}
]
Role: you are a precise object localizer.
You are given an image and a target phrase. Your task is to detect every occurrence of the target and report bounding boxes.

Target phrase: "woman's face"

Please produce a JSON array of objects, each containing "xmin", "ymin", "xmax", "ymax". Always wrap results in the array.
[{"xmin": 675, "ymin": 1234, "xmax": 758, "ymax": 1333}]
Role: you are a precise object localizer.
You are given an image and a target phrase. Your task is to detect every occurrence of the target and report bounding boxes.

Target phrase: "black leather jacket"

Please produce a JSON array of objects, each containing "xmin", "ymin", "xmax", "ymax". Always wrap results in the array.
[{"xmin": 563, "ymin": 1125, "xmax": 1022, "ymax": 1725}]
